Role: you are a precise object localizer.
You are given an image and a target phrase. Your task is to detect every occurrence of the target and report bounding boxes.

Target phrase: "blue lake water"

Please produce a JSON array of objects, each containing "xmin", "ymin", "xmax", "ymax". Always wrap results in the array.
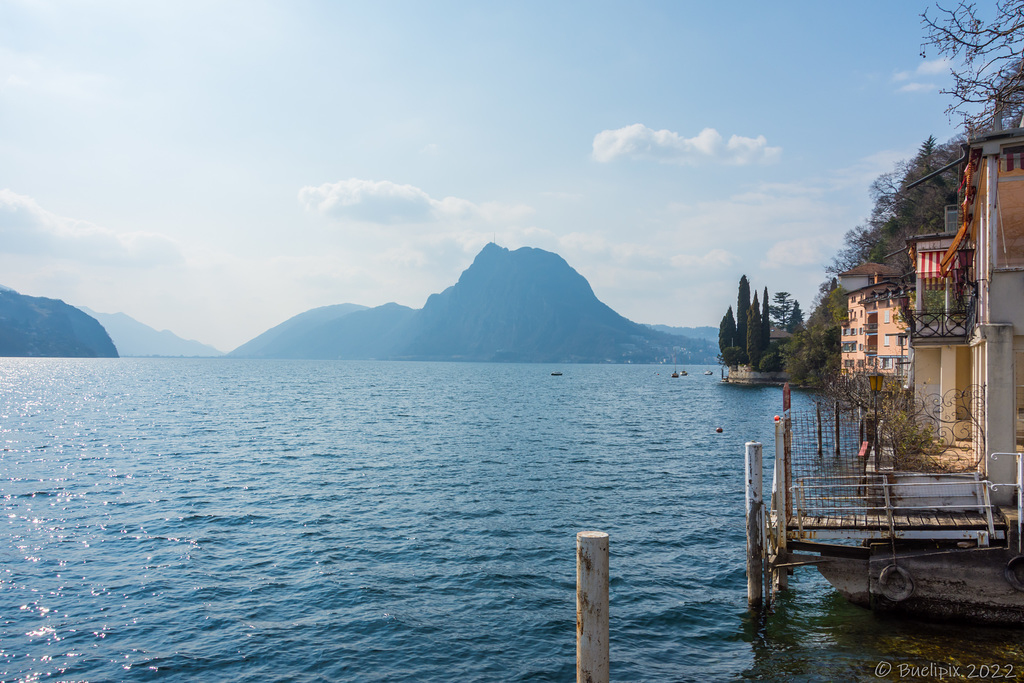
[{"xmin": 2, "ymin": 359, "xmax": 1022, "ymax": 682}]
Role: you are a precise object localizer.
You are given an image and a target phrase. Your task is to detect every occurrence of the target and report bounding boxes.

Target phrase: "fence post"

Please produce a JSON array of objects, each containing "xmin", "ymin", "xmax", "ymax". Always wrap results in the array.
[
  {"xmin": 745, "ymin": 442, "xmax": 764, "ymax": 610},
  {"xmin": 577, "ymin": 531, "xmax": 609, "ymax": 683},
  {"xmin": 816, "ymin": 402, "xmax": 823, "ymax": 457},
  {"xmin": 834, "ymin": 400, "xmax": 841, "ymax": 456}
]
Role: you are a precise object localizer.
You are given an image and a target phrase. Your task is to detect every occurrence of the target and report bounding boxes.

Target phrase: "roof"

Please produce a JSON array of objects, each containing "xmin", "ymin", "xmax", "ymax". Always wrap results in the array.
[{"xmin": 838, "ymin": 262, "xmax": 899, "ymax": 277}]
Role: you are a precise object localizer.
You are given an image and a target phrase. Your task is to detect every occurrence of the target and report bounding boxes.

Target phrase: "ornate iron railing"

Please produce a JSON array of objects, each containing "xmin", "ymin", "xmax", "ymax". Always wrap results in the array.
[{"xmin": 905, "ymin": 295, "xmax": 976, "ymax": 341}]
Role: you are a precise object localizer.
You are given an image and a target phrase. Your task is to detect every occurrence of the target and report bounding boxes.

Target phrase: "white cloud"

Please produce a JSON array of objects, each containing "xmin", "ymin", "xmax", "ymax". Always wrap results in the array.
[
  {"xmin": 892, "ymin": 57, "xmax": 950, "ymax": 93},
  {"xmin": 592, "ymin": 123, "xmax": 781, "ymax": 165},
  {"xmin": 298, "ymin": 178, "xmax": 533, "ymax": 225},
  {"xmin": 761, "ymin": 236, "xmax": 839, "ymax": 269},
  {"xmin": 917, "ymin": 57, "xmax": 952, "ymax": 76},
  {"xmin": 670, "ymin": 248, "xmax": 737, "ymax": 269},
  {"xmin": 898, "ymin": 82, "xmax": 935, "ymax": 93},
  {"xmin": 0, "ymin": 189, "xmax": 182, "ymax": 265}
]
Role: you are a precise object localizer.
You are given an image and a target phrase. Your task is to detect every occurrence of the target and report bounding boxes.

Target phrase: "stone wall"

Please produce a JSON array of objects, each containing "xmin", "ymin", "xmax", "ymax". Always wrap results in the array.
[{"xmin": 725, "ymin": 366, "xmax": 791, "ymax": 385}]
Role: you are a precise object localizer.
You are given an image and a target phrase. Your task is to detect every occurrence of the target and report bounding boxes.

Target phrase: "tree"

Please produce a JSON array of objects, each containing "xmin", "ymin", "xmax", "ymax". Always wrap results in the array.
[
  {"xmin": 922, "ymin": 0, "xmax": 1024, "ymax": 132},
  {"xmin": 736, "ymin": 275, "xmax": 751, "ymax": 364},
  {"xmin": 788, "ymin": 300, "xmax": 804, "ymax": 332},
  {"xmin": 719, "ymin": 306, "xmax": 737, "ymax": 353},
  {"xmin": 747, "ymin": 292, "xmax": 763, "ymax": 368},
  {"xmin": 783, "ymin": 283, "xmax": 845, "ymax": 387},
  {"xmin": 827, "ymin": 136, "xmax": 963, "ymax": 277},
  {"xmin": 770, "ymin": 291, "xmax": 794, "ymax": 328},
  {"xmin": 761, "ymin": 286, "xmax": 771, "ymax": 349}
]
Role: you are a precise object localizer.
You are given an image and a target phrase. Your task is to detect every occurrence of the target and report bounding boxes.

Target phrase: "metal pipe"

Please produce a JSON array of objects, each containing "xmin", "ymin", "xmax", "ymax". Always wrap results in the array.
[{"xmin": 905, "ymin": 145, "xmax": 970, "ymax": 190}]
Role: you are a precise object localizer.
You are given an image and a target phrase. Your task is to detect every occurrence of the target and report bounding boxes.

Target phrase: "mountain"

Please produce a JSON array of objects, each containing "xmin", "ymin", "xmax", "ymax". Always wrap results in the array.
[
  {"xmin": 231, "ymin": 244, "xmax": 716, "ymax": 363},
  {"xmin": 648, "ymin": 324, "xmax": 718, "ymax": 342},
  {"xmin": 79, "ymin": 308, "xmax": 223, "ymax": 357},
  {"xmin": 228, "ymin": 303, "xmax": 371, "ymax": 358},
  {"xmin": 0, "ymin": 288, "xmax": 118, "ymax": 358}
]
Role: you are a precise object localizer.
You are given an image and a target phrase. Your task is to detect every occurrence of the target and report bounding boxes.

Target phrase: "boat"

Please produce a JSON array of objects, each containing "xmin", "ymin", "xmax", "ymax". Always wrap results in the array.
[
  {"xmin": 550, "ymin": 371, "xmax": 562, "ymax": 376},
  {"xmin": 704, "ymin": 370, "xmax": 713, "ymax": 375},
  {"xmin": 671, "ymin": 371, "xmax": 679, "ymax": 378},
  {"xmin": 679, "ymin": 369, "xmax": 688, "ymax": 376}
]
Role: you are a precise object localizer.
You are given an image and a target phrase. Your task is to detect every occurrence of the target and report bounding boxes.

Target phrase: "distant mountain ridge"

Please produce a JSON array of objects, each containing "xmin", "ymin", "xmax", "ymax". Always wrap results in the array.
[
  {"xmin": 80, "ymin": 308, "xmax": 223, "ymax": 357},
  {"xmin": 230, "ymin": 244, "xmax": 717, "ymax": 363},
  {"xmin": 229, "ymin": 303, "xmax": 369, "ymax": 358},
  {"xmin": 648, "ymin": 324, "xmax": 718, "ymax": 342},
  {"xmin": 0, "ymin": 288, "xmax": 118, "ymax": 358}
]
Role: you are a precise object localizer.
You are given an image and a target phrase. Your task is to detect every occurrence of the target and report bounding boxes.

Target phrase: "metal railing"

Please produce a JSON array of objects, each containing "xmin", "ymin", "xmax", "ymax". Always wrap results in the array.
[
  {"xmin": 906, "ymin": 293, "xmax": 977, "ymax": 341},
  {"xmin": 788, "ymin": 472, "xmax": 999, "ymax": 544}
]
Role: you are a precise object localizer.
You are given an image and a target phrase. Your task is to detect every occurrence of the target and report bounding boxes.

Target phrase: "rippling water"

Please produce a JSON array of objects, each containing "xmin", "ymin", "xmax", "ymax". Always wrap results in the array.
[{"xmin": 2, "ymin": 359, "xmax": 1022, "ymax": 682}]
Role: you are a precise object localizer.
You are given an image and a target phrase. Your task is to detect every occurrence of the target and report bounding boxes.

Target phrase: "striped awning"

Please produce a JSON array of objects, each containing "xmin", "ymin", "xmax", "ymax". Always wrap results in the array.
[{"xmin": 917, "ymin": 250, "xmax": 946, "ymax": 290}]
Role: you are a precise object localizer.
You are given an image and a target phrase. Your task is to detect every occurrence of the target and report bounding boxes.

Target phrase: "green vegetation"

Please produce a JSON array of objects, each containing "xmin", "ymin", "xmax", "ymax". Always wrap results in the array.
[{"xmin": 717, "ymin": 276, "xmax": 802, "ymax": 373}]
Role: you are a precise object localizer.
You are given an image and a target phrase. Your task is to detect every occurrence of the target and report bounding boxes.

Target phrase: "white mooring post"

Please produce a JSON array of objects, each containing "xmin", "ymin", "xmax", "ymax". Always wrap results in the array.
[
  {"xmin": 745, "ymin": 442, "xmax": 765, "ymax": 610},
  {"xmin": 576, "ymin": 530, "xmax": 609, "ymax": 683}
]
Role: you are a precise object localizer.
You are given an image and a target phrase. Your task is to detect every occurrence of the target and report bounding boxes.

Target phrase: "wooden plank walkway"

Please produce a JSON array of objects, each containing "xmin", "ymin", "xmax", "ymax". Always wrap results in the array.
[{"xmin": 792, "ymin": 510, "xmax": 1003, "ymax": 531}]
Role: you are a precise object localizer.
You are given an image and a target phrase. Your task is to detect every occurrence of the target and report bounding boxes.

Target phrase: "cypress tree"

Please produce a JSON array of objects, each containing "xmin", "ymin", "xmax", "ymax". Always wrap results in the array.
[
  {"xmin": 789, "ymin": 300, "xmax": 804, "ymax": 331},
  {"xmin": 761, "ymin": 286, "xmax": 771, "ymax": 349},
  {"xmin": 719, "ymin": 306, "xmax": 737, "ymax": 353},
  {"xmin": 747, "ymin": 292, "xmax": 763, "ymax": 368},
  {"xmin": 736, "ymin": 275, "xmax": 750, "ymax": 364}
]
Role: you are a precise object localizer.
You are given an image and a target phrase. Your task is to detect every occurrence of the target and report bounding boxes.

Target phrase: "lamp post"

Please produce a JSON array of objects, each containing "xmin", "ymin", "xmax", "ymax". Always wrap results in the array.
[{"xmin": 868, "ymin": 372, "xmax": 884, "ymax": 459}]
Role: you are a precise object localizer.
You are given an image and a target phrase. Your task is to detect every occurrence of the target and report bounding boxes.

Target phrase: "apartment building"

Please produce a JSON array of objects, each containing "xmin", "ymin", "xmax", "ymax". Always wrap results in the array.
[{"xmin": 838, "ymin": 263, "xmax": 908, "ymax": 374}]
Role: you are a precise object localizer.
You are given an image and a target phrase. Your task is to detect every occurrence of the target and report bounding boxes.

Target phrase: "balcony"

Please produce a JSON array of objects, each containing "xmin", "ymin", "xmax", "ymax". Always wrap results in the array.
[
  {"xmin": 865, "ymin": 323, "xmax": 878, "ymax": 332},
  {"xmin": 905, "ymin": 296, "xmax": 976, "ymax": 343}
]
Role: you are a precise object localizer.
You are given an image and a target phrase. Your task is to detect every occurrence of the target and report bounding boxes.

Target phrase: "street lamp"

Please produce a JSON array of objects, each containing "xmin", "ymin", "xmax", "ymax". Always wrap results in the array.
[{"xmin": 868, "ymin": 372, "xmax": 884, "ymax": 459}]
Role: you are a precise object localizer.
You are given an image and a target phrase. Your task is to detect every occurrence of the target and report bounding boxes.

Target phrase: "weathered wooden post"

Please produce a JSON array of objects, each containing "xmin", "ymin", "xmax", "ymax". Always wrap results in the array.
[
  {"xmin": 774, "ymin": 416, "xmax": 789, "ymax": 592},
  {"xmin": 577, "ymin": 531, "xmax": 609, "ymax": 683},
  {"xmin": 815, "ymin": 402, "xmax": 823, "ymax": 457},
  {"xmin": 745, "ymin": 442, "xmax": 765, "ymax": 610},
  {"xmin": 834, "ymin": 400, "xmax": 841, "ymax": 456}
]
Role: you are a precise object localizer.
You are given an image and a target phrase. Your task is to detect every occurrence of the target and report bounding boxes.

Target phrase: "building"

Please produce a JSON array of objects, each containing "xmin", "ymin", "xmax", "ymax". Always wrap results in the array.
[
  {"xmin": 752, "ymin": 124, "xmax": 1024, "ymax": 624},
  {"xmin": 902, "ymin": 126, "xmax": 1024, "ymax": 503},
  {"xmin": 837, "ymin": 263, "xmax": 908, "ymax": 375}
]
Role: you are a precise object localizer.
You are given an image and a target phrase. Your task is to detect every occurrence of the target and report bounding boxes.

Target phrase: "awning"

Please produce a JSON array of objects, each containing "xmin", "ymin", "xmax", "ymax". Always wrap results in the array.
[
  {"xmin": 940, "ymin": 148, "xmax": 983, "ymax": 275},
  {"xmin": 917, "ymin": 250, "xmax": 946, "ymax": 290}
]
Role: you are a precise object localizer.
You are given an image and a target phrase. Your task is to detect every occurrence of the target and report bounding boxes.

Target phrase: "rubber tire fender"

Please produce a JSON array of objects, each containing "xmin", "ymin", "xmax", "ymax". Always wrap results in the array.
[
  {"xmin": 878, "ymin": 564, "xmax": 914, "ymax": 602},
  {"xmin": 1004, "ymin": 555, "xmax": 1024, "ymax": 592}
]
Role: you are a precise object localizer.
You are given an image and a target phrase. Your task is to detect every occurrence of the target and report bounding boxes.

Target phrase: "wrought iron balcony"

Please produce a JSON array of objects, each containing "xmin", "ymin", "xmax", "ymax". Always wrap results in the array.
[{"xmin": 905, "ymin": 297, "xmax": 976, "ymax": 342}]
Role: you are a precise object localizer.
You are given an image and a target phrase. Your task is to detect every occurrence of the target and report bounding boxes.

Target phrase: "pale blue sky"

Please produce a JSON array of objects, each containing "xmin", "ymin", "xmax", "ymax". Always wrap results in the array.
[{"xmin": 0, "ymin": 1, "xmax": 965, "ymax": 351}]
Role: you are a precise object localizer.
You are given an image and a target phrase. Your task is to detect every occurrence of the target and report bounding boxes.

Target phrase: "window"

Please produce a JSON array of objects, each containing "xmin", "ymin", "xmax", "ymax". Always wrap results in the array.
[
  {"xmin": 884, "ymin": 335, "xmax": 890, "ymax": 347},
  {"xmin": 885, "ymin": 310, "xmax": 890, "ymax": 324}
]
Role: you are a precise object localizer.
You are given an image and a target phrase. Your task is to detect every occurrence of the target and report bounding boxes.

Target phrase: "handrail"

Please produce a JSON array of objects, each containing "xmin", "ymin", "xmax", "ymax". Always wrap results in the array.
[
  {"xmin": 790, "ymin": 474, "xmax": 998, "ymax": 545},
  {"xmin": 990, "ymin": 452, "xmax": 1023, "ymax": 554}
]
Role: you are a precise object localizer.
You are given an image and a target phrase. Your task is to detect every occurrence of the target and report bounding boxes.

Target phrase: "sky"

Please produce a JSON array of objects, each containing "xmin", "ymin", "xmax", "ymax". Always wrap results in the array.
[{"xmin": 0, "ymin": 1, "xmax": 967, "ymax": 352}]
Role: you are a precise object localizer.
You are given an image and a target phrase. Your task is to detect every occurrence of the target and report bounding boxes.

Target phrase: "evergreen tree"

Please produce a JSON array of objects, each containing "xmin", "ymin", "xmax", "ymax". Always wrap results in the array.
[
  {"xmin": 736, "ymin": 275, "xmax": 750, "ymax": 364},
  {"xmin": 747, "ymin": 292, "xmax": 763, "ymax": 368},
  {"xmin": 718, "ymin": 306, "xmax": 737, "ymax": 353},
  {"xmin": 788, "ymin": 300, "xmax": 804, "ymax": 332},
  {"xmin": 770, "ymin": 291, "xmax": 795, "ymax": 329},
  {"xmin": 761, "ymin": 286, "xmax": 770, "ymax": 349}
]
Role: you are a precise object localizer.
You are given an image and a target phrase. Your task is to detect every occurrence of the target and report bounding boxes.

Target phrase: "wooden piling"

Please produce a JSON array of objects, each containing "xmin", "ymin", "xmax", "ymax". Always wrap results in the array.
[
  {"xmin": 577, "ymin": 531, "xmax": 609, "ymax": 683},
  {"xmin": 745, "ymin": 441, "xmax": 764, "ymax": 610}
]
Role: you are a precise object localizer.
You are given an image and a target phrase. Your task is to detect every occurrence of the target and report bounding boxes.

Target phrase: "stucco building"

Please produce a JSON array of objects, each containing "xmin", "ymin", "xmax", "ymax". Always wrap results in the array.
[{"xmin": 838, "ymin": 263, "xmax": 908, "ymax": 375}]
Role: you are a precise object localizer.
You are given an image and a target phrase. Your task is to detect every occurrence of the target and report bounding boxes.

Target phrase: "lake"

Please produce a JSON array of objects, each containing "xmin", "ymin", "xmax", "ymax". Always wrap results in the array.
[{"xmin": 2, "ymin": 359, "xmax": 1021, "ymax": 681}]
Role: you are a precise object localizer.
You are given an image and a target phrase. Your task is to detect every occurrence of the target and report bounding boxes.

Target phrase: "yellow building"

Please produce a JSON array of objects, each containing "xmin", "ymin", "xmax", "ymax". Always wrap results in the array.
[{"xmin": 838, "ymin": 263, "xmax": 908, "ymax": 375}]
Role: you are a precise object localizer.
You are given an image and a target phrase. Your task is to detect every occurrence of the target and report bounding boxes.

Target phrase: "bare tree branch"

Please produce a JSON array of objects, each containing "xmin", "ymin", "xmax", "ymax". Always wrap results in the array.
[{"xmin": 922, "ymin": 0, "xmax": 1024, "ymax": 131}]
